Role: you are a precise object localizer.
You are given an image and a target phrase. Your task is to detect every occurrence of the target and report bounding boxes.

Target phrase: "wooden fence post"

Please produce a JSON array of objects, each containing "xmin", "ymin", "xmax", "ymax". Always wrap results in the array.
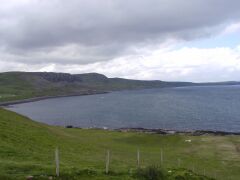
[
  {"xmin": 55, "ymin": 148, "xmax": 60, "ymax": 177},
  {"xmin": 178, "ymin": 158, "xmax": 181, "ymax": 167},
  {"xmin": 160, "ymin": 149, "xmax": 163, "ymax": 166},
  {"xmin": 106, "ymin": 150, "xmax": 110, "ymax": 174},
  {"xmin": 137, "ymin": 149, "xmax": 140, "ymax": 168}
]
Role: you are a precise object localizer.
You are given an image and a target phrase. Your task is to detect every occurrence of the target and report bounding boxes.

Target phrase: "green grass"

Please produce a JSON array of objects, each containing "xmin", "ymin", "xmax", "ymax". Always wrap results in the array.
[
  {"xmin": 0, "ymin": 72, "xmax": 36, "ymax": 102},
  {"xmin": 0, "ymin": 71, "xmax": 194, "ymax": 103},
  {"xmin": 0, "ymin": 108, "xmax": 239, "ymax": 179},
  {"xmin": 1, "ymin": 71, "xmax": 238, "ymax": 104},
  {"xmin": 0, "ymin": 94, "xmax": 16, "ymax": 98}
]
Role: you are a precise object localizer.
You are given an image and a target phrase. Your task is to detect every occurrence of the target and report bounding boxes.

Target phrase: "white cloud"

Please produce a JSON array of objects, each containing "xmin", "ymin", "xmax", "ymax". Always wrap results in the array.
[
  {"xmin": 80, "ymin": 46, "xmax": 240, "ymax": 82},
  {"xmin": 1, "ymin": 1, "xmax": 240, "ymax": 82},
  {"xmin": 222, "ymin": 22, "xmax": 240, "ymax": 35},
  {"xmin": 2, "ymin": 45, "xmax": 240, "ymax": 82}
]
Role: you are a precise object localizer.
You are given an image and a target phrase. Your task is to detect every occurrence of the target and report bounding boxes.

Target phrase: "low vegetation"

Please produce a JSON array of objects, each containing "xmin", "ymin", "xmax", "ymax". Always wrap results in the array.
[
  {"xmin": 0, "ymin": 72, "xmax": 175, "ymax": 103},
  {"xmin": 0, "ymin": 108, "xmax": 239, "ymax": 179},
  {"xmin": 2, "ymin": 71, "xmax": 239, "ymax": 103}
]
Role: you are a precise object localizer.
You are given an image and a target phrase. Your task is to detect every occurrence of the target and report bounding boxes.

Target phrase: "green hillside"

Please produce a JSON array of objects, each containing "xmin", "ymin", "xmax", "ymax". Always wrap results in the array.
[
  {"xmin": 0, "ymin": 108, "xmax": 239, "ymax": 179},
  {"xmin": 1, "ymin": 71, "xmax": 240, "ymax": 104},
  {"xmin": 0, "ymin": 72, "xmax": 195, "ymax": 103}
]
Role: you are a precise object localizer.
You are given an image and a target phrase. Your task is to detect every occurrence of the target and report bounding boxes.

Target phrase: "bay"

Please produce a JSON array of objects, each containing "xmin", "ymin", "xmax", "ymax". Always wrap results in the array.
[{"xmin": 7, "ymin": 85, "xmax": 240, "ymax": 132}]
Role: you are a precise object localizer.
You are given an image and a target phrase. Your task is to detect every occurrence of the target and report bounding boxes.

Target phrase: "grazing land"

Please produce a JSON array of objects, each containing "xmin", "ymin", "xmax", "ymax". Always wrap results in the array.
[
  {"xmin": 0, "ymin": 72, "xmax": 191, "ymax": 103},
  {"xmin": 1, "ymin": 71, "xmax": 240, "ymax": 104},
  {"xmin": 0, "ymin": 108, "xmax": 239, "ymax": 179}
]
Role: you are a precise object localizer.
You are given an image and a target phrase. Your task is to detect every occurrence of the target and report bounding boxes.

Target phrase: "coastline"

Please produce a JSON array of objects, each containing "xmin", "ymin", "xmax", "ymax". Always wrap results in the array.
[
  {"xmin": 67, "ymin": 126, "xmax": 240, "ymax": 136},
  {"xmin": 0, "ymin": 91, "xmax": 109, "ymax": 107},
  {"xmin": 115, "ymin": 127, "xmax": 240, "ymax": 136},
  {"xmin": 1, "ymin": 90, "xmax": 239, "ymax": 136}
]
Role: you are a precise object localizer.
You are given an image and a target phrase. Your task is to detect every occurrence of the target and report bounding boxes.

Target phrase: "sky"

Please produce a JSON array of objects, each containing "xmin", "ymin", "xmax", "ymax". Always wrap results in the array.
[{"xmin": 0, "ymin": 0, "xmax": 240, "ymax": 82}]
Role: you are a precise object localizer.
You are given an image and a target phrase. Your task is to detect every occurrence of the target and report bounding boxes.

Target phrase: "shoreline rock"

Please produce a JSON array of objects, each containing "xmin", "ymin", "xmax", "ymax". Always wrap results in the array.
[
  {"xmin": 116, "ymin": 128, "xmax": 240, "ymax": 135},
  {"xmin": 65, "ymin": 126, "xmax": 240, "ymax": 136}
]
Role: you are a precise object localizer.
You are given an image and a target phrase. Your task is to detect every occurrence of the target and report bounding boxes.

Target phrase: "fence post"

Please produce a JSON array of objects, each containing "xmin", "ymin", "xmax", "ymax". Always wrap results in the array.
[
  {"xmin": 137, "ymin": 149, "xmax": 140, "ymax": 168},
  {"xmin": 160, "ymin": 149, "xmax": 163, "ymax": 166},
  {"xmin": 55, "ymin": 147, "xmax": 60, "ymax": 177},
  {"xmin": 178, "ymin": 158, "xmax": 181, "ymax": 167},
  {"xmin": 106, "ymin": 150, "xmax": 110, "ymax": 174}
]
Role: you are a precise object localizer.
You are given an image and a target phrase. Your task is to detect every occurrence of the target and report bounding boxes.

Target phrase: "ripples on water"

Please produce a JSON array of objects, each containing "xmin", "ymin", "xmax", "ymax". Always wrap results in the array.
[{"xmin": 7, "ymin": 85, "xmax": 240, "ymax": 132}]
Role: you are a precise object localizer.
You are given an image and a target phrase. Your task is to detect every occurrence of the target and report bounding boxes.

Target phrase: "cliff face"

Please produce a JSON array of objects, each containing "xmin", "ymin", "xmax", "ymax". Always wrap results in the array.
[
  {"xmin": 32, "ymin": 72, "xmax": 108, "ymax": 83},
  {"xmin": 0, "ymin": 71, "xmax": 162, "ymax": 102},
  {"xmin": 0, "ymin": 71, "xmax": 239, "ymax": 102}
]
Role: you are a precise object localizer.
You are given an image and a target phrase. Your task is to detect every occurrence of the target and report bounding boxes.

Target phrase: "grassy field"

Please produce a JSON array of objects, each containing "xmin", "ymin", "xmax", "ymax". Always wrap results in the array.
[
  {"xmin": 0, "ymin": 108, "xmax": 239, "ymax": 179},
  {"xmin": 2, "ymin": 71, "xmax": 239, "ymax": 104},
  {"xmin": 0, "ymin": 72, "xmax": 191, "ymax": 103}
]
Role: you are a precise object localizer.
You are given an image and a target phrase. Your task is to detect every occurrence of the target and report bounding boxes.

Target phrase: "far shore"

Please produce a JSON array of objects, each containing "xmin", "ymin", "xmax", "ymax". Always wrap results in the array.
[
  {"xmin": 0, "ymin": 91, "xmax": 109, "ymax": 107},
  {"xmin": 65, "ymin": 126, "xmax": 240, "ymax": 136},
  {"xmin": 115, "ymin": 127, "xmax": 240, "ymax": 136}
]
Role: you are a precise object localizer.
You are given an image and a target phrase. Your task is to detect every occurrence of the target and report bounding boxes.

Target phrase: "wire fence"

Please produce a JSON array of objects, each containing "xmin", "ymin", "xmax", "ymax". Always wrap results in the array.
[{"xmin": 50, "ymin": 147, "xmax": 240, "ymax": 180}]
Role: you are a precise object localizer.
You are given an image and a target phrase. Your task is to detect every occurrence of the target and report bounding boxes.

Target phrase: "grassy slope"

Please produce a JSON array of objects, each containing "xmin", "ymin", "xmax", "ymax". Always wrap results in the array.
[
  {"xmin": 1, "ymin": 71, "xmax": 240, "ymax": 103},
  {"xmin": 0, "ymin": 72, "xmax": 36, "ymax": 102},
  {"xmin": 0, "ymin": 108, "xmax": 240, "ymax": 179},
  {"xmin": 0, "ymin": 72, "xmax": 98, "ymax": 102},
  {"xmin": 0, "ymin": 72, "xmax": 194, "ymax": 103}
]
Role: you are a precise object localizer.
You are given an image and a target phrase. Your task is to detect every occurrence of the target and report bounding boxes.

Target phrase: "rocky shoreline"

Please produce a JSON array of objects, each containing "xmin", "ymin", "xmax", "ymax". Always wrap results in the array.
[
  {"xmin": 115, "ymin": 127, "xmax": 240, "ymax": 135},
  {"xmin": 0, "ymin": 91, "xmax": 109, "ymax": 107},
  {"xmin": 65, "ymin": 126, "xmax": 240, "ymax": 136}
]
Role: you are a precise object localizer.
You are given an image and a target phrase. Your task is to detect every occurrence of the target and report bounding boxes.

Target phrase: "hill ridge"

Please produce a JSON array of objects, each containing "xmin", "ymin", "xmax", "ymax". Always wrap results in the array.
[{"xmin": 0, "ymin": 71, "xmax": 240, "ymax": 103}]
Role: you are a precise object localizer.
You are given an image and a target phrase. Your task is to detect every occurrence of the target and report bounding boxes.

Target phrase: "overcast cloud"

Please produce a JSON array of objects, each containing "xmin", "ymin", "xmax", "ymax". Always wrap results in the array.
[{"xmin": 1, "ymin": 0, "xmax": 240, "ymax": 82}]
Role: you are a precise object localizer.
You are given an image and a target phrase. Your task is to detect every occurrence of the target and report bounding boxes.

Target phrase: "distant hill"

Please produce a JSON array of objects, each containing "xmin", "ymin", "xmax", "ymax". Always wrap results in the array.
[{"xmin": 0, "ymin": 71, "xmax": 240, "ymax": 103}]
